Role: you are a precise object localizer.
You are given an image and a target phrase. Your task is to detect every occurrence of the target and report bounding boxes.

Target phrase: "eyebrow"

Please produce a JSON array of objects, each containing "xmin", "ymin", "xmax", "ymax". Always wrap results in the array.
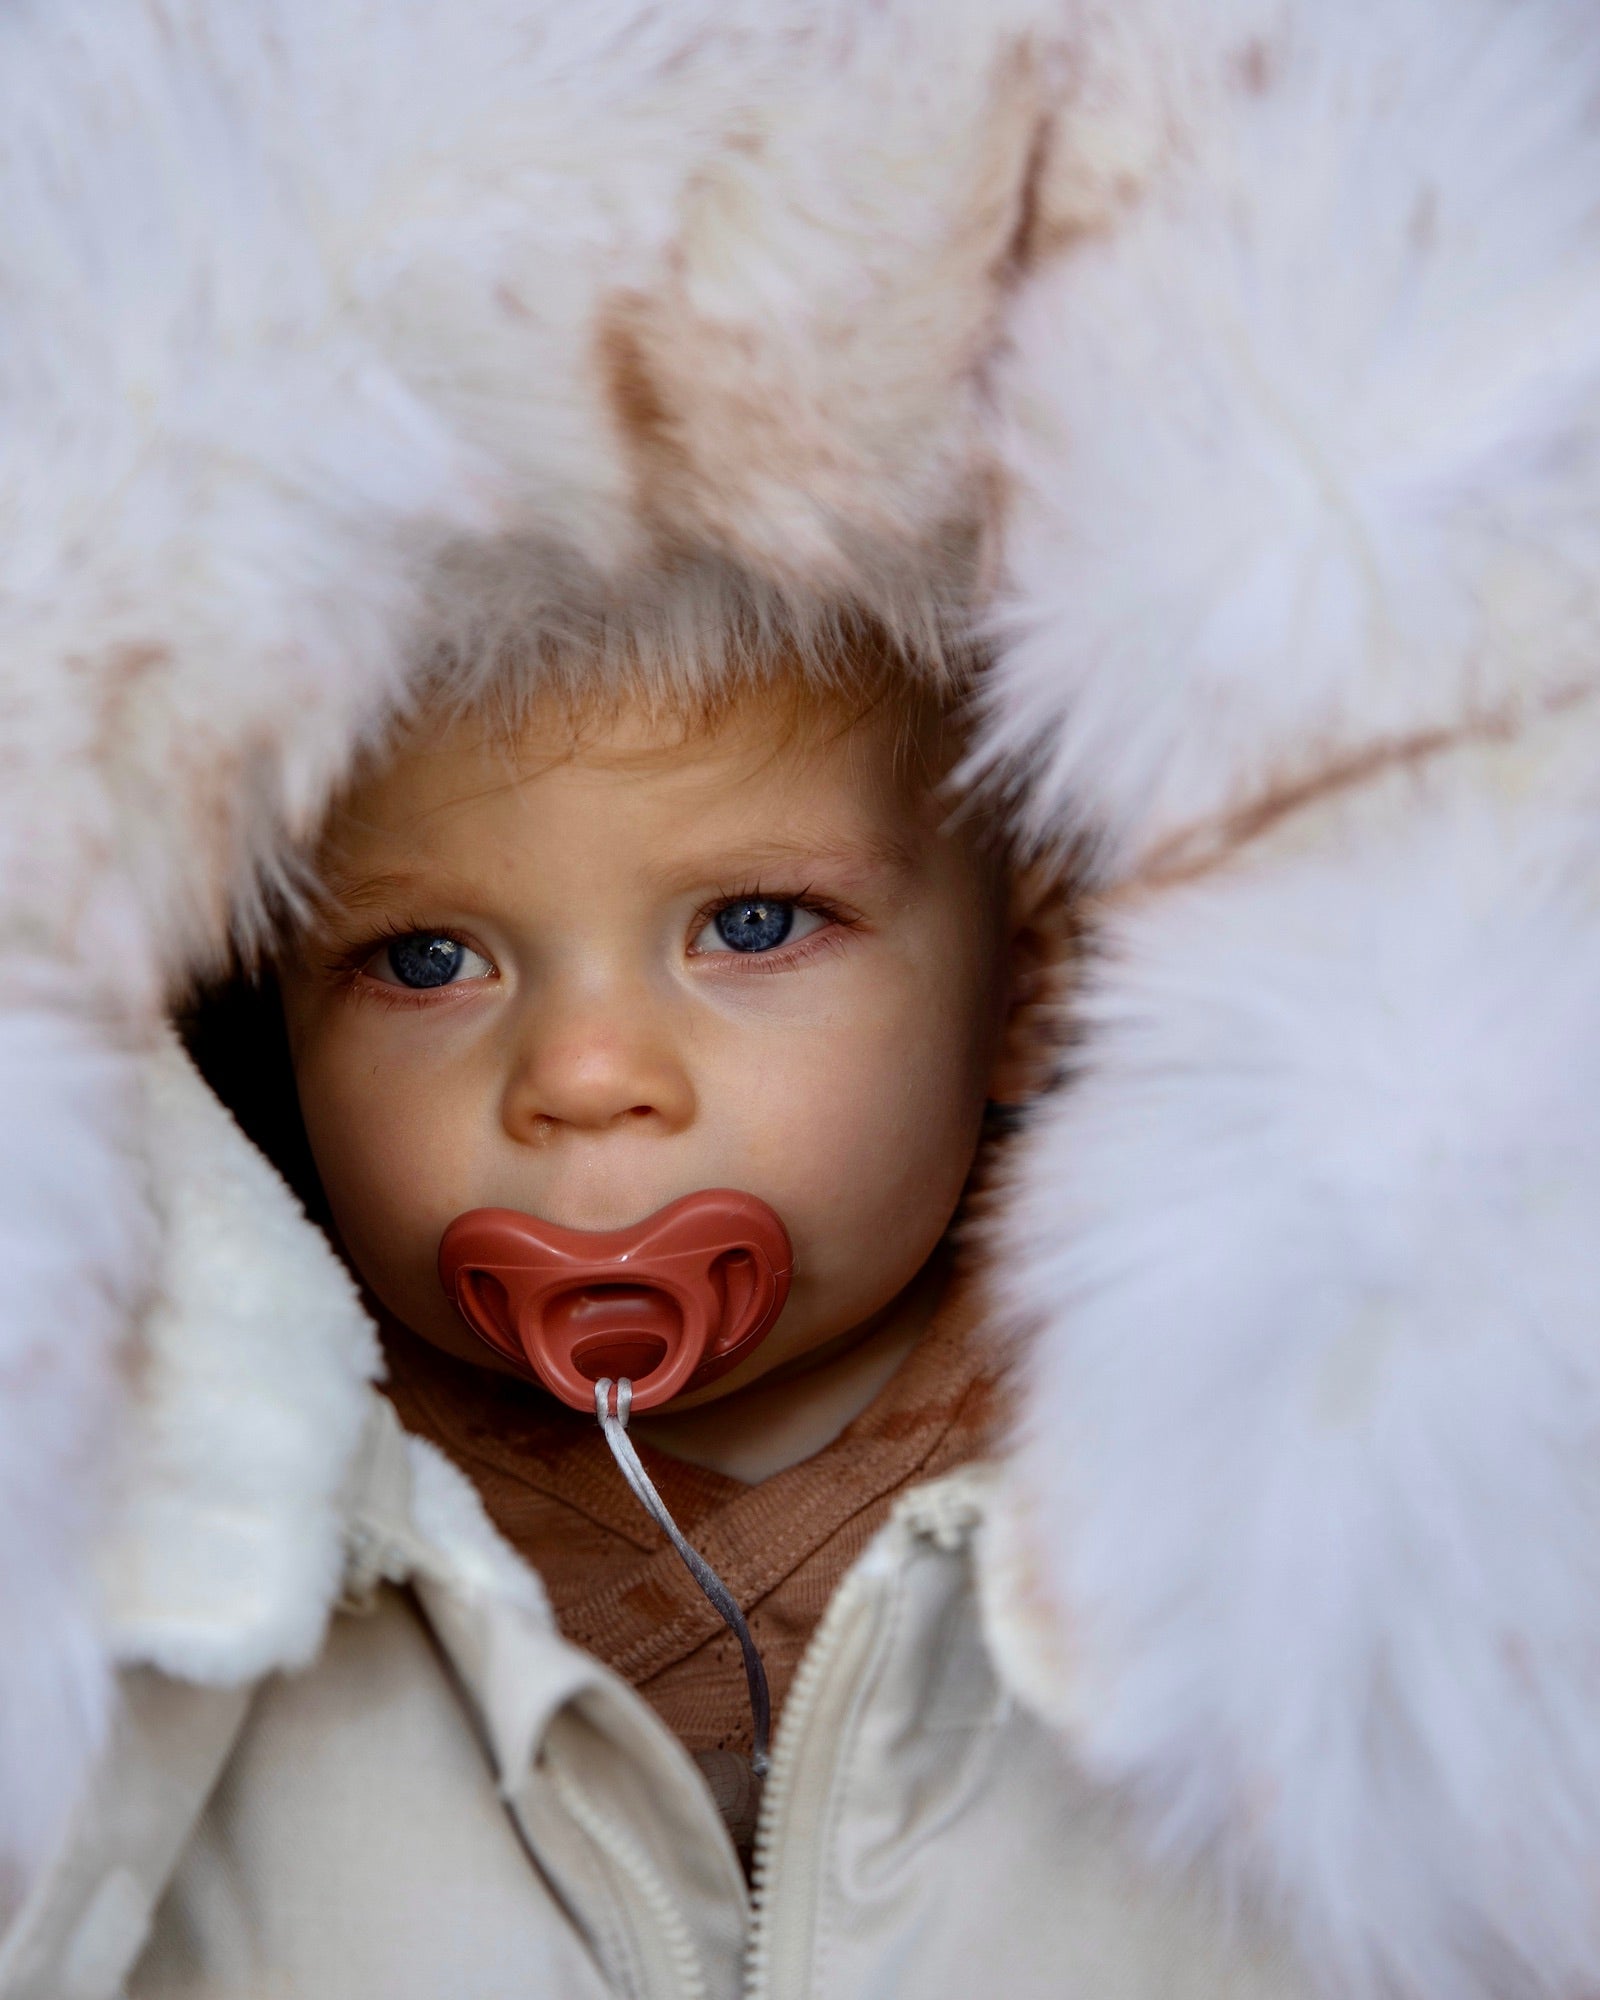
[
  {"xmin": 643, "ymin": 828, "xmax": 919, "ymax": 891},
  {"xmin": 313, "ymin": 865, "xmax": 471, "ymax": 914}
]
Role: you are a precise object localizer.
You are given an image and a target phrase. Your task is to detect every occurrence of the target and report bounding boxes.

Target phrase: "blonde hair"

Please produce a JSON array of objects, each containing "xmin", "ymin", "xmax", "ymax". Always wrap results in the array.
[{"xmin": 399, "ymin": 572, "xmax": 985, "ymax": 799}]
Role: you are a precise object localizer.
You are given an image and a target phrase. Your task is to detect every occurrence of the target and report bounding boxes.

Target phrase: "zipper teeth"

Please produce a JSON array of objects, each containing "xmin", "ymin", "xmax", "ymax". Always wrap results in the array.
[
  {"xmin": 742, "ymin": 1476, "xmax": 988, "ymax": 1998},
  {"xmin": 742, "ymin": 1568, "xmax": 871, "ymax": 2000},
  {"xmin": 548, "ymin": 1759, "xmax": 709, "ymax": 2000}
]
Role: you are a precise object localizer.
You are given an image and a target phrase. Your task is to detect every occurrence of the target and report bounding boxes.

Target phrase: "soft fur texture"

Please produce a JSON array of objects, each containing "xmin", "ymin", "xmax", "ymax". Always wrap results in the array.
[
  {"xmin": 975, "ymin": 0, "xmax": 1600, "ymax": 877},
  {"xmin": 4, "ymin": 2, "xmax": 1599, "ymax": 1995},
  {"xmin": 974, "ymin": 5, "xmax": 1600, "ymax": 1993},
  {"xmin": 0, "ymin": 993, "xmax": 151, "ymax": 1888},
  {"xmin": 100, "ymin": 1038, "xmax": 379, "ymax": 1684},
  {"xmin": 987, "ymin": 710, "xmax": 1600, "ymax": 1998}
]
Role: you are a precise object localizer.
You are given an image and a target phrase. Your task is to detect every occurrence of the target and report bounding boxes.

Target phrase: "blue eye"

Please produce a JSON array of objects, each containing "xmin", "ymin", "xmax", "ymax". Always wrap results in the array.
[
  {"xmin": 713, "ymin": 900, "xmax": 794, "ymax": 953},
  {"xmin": 387, "ymin": 935, "xmax": 464, "ymax": 986},
  {"xmin": 378, "ymin": 933, "xmax": 492, "ymax": 988},
  {"xmin": 691, "ymin": 897, "xmax": 827, "ymax": 959}
]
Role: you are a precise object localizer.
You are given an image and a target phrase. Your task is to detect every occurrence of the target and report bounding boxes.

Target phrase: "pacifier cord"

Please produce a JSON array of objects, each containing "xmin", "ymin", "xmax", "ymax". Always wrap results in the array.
[{"xmin": 594, "ymin": 1378, "xmax": 772, "ymax": 1778}]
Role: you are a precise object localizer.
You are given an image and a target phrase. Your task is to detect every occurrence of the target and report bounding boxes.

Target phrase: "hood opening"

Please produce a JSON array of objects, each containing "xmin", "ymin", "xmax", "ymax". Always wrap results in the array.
[{"xmin": 179, "ymin": 969, "xmax": 332, "ymax": 1231}]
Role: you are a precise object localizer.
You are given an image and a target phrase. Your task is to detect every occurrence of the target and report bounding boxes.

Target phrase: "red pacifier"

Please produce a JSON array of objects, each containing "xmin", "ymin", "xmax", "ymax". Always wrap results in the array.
[{"xmin": 437, "ymin": 1189, "xmax": 794, "ymax": 1413}]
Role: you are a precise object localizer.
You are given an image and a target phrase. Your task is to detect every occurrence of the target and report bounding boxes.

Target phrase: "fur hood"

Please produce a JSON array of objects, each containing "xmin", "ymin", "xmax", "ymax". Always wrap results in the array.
[{"xmin": 4, "ymin": 2, "xmax": 1600, "ymax": 1993}]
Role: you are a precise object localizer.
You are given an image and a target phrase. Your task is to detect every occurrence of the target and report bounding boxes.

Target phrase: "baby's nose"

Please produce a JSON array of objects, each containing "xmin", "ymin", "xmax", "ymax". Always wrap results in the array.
[{"xmin": 501, "ymin": 1015, "xmax": 695, "ymax": 1140}]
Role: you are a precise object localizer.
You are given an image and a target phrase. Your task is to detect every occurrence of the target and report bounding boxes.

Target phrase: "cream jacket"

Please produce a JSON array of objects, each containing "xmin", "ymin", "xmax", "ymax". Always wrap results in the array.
[
  {"xmin": 4, "ymin": 1402, "xmax": 1304, "ymax": 2000},
  {"xmin": 0, "ymin": 1050, "xmax": 1303, "ymax": 2000}
]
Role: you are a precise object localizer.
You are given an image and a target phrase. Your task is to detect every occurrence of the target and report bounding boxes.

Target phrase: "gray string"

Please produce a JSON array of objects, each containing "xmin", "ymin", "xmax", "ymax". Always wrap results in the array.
[{"xmin": 594, "ymin": 1377, "xmax": 771, "ymax": 1777}]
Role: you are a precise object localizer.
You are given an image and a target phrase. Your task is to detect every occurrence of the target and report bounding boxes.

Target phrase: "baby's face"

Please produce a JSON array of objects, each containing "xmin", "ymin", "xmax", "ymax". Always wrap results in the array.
[{"xmin": 281, "ymin": 683, "xmax": 1014, "ymax": 1403}]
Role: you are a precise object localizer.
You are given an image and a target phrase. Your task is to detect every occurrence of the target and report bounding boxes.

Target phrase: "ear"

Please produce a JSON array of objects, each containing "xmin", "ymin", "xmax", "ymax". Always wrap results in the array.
[{"xmin": 987, "ymin": 857, "xmax": 1078, "ymax": 1108}]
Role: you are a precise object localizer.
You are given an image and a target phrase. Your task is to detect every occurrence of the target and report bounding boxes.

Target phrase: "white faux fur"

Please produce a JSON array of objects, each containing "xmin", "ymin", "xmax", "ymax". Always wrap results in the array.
[
  {"xmin": 101, "ymin": 1037, "xmax": 380, "ymax": 1681},
  {"xmin": 405, "ymin": 1432, "xmax": 550, "ymax": 1624},
  {"xmin": 969, "ymin": 6, "xmax": 1600, "ymax": 1991},
  {"xmin": 975, "ymin": 0, "xmax": 1600, "ymax": 877},
  {"xmin": 989, "ymin": 710, "xmax": 1600, "ymax": 1999},
  {"xmin": 0, "ymin": 988, "xmax": 152, "ymax": 1887},
  {"xmin": 103, "ymin": 1037, "xmax": 544, "ymax": 1663}
]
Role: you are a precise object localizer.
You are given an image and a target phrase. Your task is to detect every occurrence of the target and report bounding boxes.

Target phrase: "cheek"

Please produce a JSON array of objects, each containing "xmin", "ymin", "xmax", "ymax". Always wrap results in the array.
[
  {"xmin": 717, "ymin": 942, "xmax": 998, "ymax": 1329},
  {"xmin": 290, "ymin": 1012, "xmax": 482, "ymax": 1326}
]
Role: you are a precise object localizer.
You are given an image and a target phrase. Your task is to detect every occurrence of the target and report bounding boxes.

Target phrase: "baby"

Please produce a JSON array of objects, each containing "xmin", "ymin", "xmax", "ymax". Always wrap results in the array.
[
  {"xmin": 124, "ymin": 637, "xmax": 1305, "ymax": 2000},
  {"xmin": 268, "ymin": 631, "xmax": 1059, "ymax": 1892}
]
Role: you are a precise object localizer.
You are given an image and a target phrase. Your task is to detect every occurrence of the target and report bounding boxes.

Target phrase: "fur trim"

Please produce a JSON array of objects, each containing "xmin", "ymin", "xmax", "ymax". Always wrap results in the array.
[
  {"xmin": 405, "ymin": 1433, "xmax": 549, "ymax": 1623},
  {"xmin": 972, "ymin": 11, "xmax": 1600, "ymax": 1986},
  {"xmin": 0, "ymin": 984, "xmax": 152, "ymax": 1892},
  {"xmin": 0, "ymin": 0, "xmax": 1053, "ymax": 989},
  {"xmin": 98, "ymin": 1035, "xmax": 380, "ymax": 1682},
  {"xmin": 975, "ymin": 0, "xmax": 1600, "ymax": 878},
  {"xmin": 987, "ymin": 708, "xmax": 1600, "ymax": 1998}
]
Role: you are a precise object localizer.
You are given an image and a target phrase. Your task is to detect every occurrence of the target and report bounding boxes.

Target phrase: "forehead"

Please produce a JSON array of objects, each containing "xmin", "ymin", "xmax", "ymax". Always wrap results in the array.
[{"xmin": 320, "ymin": 680, "xmax": 944, "ymax": 883}]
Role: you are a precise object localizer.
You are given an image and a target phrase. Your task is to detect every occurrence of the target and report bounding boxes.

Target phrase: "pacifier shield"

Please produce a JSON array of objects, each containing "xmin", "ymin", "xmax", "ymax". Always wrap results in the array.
[{"xmin": 438, "ymin": 1190, "xmax": 793, "ymax": 1412}]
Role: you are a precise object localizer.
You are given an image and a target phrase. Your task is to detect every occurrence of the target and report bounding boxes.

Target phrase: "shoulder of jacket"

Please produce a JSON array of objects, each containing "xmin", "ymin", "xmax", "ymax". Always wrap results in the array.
[{"xmin": 0, "ymin": 1670, "xmax": 252, "ymax": 2000}]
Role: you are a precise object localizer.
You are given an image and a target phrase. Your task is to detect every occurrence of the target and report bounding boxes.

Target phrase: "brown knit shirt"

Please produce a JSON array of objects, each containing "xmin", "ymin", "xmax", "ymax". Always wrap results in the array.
[{"xmin": 382, "ymin": 1271, "xmax": 999, "ymax": 1763}]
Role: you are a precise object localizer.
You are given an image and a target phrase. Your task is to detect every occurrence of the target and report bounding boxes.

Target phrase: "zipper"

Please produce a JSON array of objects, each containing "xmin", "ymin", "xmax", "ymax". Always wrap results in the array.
[
  {"xmin": 546, "ymin": 1756, "xmax": 712, "ymax": 2000},
  {"xmin": 741, "ymin": 1557, "xmax": 888, "ymax": 2000},
  {"xmin": 742, "ymin": 1471, "xmax": 991, "ymax": 2000}
]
